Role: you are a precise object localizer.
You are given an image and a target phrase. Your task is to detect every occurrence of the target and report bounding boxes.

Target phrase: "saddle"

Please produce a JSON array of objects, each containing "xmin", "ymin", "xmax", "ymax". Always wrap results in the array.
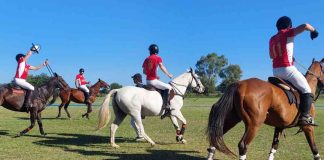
[
  {"xmin": 141, "ymin": 85, "xmax": 175, "ymax": 104},
  {"xmin": 268, "ymin": 77, "xmax": 301, "ymax": 108},
  {"xmin": 8, "ymin": 82, "xmax": 26, "ymax": 94}
]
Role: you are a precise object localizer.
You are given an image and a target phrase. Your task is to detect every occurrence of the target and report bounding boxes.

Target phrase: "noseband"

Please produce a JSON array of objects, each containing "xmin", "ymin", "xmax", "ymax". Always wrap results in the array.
[{"xmin": 169, "ymin": 71, "xmax": 201, "ymax": 97}]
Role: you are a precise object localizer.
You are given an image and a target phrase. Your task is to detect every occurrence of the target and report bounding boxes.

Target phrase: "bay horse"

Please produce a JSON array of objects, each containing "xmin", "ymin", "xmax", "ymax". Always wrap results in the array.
[
  {"xmin": 0, "ymin": 73, "xmax": 70, "ymax": 137},
  {"xmin": 206, "ymin": 58, "xmax": 324, "ymax": 160},
  {"xmin": 97, "ymin": 69, "xmax": 205, "ymax": 148},
  {"xmin": 49, "ymin": 79, "xmax": 109, "ymax": 119}
]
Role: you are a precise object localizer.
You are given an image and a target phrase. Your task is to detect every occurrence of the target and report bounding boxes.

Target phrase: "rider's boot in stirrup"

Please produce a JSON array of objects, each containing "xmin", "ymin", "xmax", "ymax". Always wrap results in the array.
[
  {"xmin": 298, "ymin": 93, "xmax": 317, "ymax": 126},
  {"xmin": 84, "ymin": 92, "xmax": 91, "ymax": 104},
  {"xmin": 161, "ymin": 89, "xmax": 171, "ymax": 119},
  {"xmin": 23, "ymin": 90, "xmax": 33, "ymax": 113}
]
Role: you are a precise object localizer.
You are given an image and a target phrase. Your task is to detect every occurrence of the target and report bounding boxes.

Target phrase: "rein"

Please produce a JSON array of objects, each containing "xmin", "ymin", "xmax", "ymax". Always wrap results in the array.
[
  {"xmin": 169, "ymin": 71, "xmax": 201, "ymax": 98},
  {"xmin": 295, "ymin": 59, "xmax": 324, "ymax": 101}
]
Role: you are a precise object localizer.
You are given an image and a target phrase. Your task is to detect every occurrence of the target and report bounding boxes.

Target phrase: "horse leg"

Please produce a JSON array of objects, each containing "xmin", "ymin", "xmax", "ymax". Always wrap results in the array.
[
  {"xmin": 268, "ymin": 127, "xmax": 283, "ymax": 160},
  {"xmin": 172, "ymin": 111, "xmax": 188, "ymax": 144},
  {"xmin": 238, "ymin": 125, "xmax": 261, "ymax": 160},
  {"xmin": 82, "ymin": 103, "xmax": 92, "ymax": 119},
  {"xmin": 110, "ymin": 111, "xmax": 127, "ymax": 148},
  {"xmin": 36, "ymin": 112, "xmax": 46, "ymax": 136},
  {"xmin": 131, "ymin": 114, "xmax": 155, "ymax": 146},
  {"xmin": 170, "ymin": 116, "xmax": 181, "ymax": 140},
  {"xmin": 56, "ymin": 103, "xmax": 64, "ymax": 118},
  {"xmin": 302, "ymin": 125, "xmax": 321, "ymax": 160},
  {"xmin": 17, "ymin": 110, "xmax": 37, "ymax": 137},
  {"xmin": 64, "ymin": 100, "xmax": 71, "ymax": 119}
]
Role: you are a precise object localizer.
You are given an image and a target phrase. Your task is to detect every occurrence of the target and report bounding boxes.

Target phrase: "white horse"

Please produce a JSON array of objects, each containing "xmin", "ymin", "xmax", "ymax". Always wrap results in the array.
[{"xmin": 97, "ymin": 69, "xmax": 205, "ymax": 148}]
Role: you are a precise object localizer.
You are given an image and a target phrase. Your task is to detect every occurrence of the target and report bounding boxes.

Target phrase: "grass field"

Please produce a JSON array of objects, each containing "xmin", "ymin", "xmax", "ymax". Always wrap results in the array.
[{"xmin": 0, "ymin": 97, "xmax": 324, "ymax": 160}]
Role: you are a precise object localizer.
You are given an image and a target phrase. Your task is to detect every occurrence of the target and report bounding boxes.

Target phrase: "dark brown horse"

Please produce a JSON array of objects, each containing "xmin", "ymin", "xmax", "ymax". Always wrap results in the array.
[
  {"xmin": 49, "ymin": 79, "xmax": 109, "ymax": 119},
  {"xmin": 206, "ymin": 58, "xmax": 324, "ymax": 160},
  {"xmin": 0, "ymin": 74, "xmax": 70, "ymax": 137}
]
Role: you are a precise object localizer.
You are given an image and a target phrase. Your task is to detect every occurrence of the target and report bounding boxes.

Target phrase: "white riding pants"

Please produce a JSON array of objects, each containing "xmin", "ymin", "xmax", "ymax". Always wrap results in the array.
[
  {"xmin": 147, "ymin": 79, "xmax": 172, "ymax": 90},
  {"xmin": 79, "ymin": 85, "xmax": 89, "ymax": 93},
  {"xmin": 273, "ymin": 66, "xmax": 311, "ymax": 93},
  {"xmin": 14, "ymin": 78, "xmax": 34, "ymax": 91}
]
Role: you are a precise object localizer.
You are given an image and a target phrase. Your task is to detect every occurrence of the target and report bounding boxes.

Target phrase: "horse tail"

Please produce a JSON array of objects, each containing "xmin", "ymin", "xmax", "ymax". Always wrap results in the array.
[
  {"xmin": 207, "ymin": 83, "xmax": 239, "ymax": 157},
  {"xmin": 49, "ymin": 88, "xmax": 60, "ymax": 105},
  {"xmin": 97, "ymin": 89, "xmax": 118, "ymax": 130}
]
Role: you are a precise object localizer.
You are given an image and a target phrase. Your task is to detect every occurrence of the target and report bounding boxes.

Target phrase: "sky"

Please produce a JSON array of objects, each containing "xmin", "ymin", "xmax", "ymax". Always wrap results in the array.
[{"xmin": 0, "ymin": 0, "xmax": 323, "ymax": 87}]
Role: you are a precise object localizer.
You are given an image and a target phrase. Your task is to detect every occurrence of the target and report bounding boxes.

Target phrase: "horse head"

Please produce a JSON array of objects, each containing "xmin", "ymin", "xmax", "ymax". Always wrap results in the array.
[
  {"xmin": 98, "ymin": 78, "xmax": 110, "ymax": 89},
  {"xmin": 307, "ymin": 59, "xmax": 324, "ymax": 99},
  {"xmin": 188, "ymin": 68, "xmax": 205, "ymax": 93}
]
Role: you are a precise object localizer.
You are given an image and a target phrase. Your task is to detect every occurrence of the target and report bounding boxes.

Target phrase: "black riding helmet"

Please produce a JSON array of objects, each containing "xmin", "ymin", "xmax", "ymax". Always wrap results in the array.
[
  {"xmin": 15, "ymin": 53, "xmax": 25, "ymax": 62},
  {"xmin": 276, "ymin": 16, "xmax": 292, "ymax": 31},
  {"xmin": 148, "ymin": 44, "xmax": 159, "ymax": 55},
  {"xmin": 79, "ymin": 68, "xmax": 85, "ymax": 73},
  {"xmin": 131, "ymin": 73, "xmax": 142, "ymax": 82}
]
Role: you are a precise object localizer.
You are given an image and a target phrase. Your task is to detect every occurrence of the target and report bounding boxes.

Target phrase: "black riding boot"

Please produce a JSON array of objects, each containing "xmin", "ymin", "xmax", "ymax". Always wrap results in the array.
[
  {"xmin": 298, "ymin": 93, "xmax": 316, "ymax": 125},
  {"xmin": 161, "ymin": 89, "xmax": 171, "ymax": 119},
  {"xmin": 84, "ymin": 92, "xmax": 91, "ymax": 104},
  {"xmin": 23, "ymin": 90, "xmax": 33, "ymax": 113}
]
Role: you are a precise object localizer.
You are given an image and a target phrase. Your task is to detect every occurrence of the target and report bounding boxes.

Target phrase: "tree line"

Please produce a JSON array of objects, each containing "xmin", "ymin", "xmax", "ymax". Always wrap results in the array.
[{"xmin": 23, "ymin": 52, "xmax": 242, "ymax": 95}]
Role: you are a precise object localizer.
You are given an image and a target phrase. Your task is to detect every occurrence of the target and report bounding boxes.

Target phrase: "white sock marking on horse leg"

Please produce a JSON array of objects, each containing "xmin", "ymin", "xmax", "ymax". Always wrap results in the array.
[
  {"xmin": 239, "ymin": 154, "xmax": 246, "ymax": 160},
  {"xmin": 314, "ymin": 153, "xmax": 321, "ymax": 159},
  {"xmin": 268, "ymin": 148, "xmax": 277, "ymax": 160},
  {"xmin": 207, "ymin": 147, "xmax": 216, "ymax": 160}
]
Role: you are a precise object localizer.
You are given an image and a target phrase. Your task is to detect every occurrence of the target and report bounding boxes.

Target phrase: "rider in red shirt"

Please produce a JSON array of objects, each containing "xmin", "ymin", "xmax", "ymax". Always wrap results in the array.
[
  {"xmin": 75, "ymin": 68, "xmax": 91, "ymax": 104},
  {"xmin": 142, "ymin": 44, "xmax": 173, "ymax": 119},
  {"xmin": 14, "ymin": 44, "xmax": 48, "ymax": 112},
  {"xmin": 269, "ymin": 16, "xmax": 319, "ymax": 125}
]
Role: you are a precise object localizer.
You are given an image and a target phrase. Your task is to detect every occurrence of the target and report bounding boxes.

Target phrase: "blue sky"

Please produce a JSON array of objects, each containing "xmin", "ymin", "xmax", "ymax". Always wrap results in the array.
[{"xmin": 0, "ymin": 0, "xmax": 323, "ymax": 86}]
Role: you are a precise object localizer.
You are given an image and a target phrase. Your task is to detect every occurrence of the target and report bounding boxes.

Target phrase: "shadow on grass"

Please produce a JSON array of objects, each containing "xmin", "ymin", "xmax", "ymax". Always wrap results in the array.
[
  {"xmin": 28, "ymin": 133, "xmax": 205, "ymax": 160},
  {"xmin": 0, "ymin": 130, "xmax": 9, "ymax": 136}
]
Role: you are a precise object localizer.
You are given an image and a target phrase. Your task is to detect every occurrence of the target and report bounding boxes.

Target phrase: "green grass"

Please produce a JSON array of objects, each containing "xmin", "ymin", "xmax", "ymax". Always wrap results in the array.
[{"xmin": 0, "ymin": 97, "xmax": 323, "ymax": 160}]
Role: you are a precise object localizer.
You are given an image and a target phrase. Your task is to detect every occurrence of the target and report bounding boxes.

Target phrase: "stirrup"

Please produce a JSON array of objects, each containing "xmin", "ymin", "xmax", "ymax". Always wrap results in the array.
[
  {"xmin": 161, "ymin": 108, "xmax": 171, "ymax": 119},
  {"xmin": 298, "ymin": 116, "xmax": 318, "ymax": 126}
]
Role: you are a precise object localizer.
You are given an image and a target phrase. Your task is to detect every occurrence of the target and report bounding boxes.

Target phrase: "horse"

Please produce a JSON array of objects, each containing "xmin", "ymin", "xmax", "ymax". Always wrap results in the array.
[
  {"xmin": 0, "ymin": 73, "xmax": 70, "ymax": 137},
  {"xmin": 49, "ymin": 79, "xmax": 109, "ymax": 119},
  {"xmin": 97, "ymin": 69, "xmax": 205, "ymax": 148},
  {"xmin": 206, "ymin": 58, "xmax": 324, "ymax": 160}
]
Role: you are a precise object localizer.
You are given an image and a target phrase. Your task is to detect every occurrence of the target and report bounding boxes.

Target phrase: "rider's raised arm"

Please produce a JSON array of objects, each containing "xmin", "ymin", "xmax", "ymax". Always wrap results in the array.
[
  {"xmin": 293, "ymin": 23, "xmax": 316, "ymax": 36},
  {"xmin": 158, "ymin": 63, "xmax": 173, "ymax": 79},
  {"xmin": 29, "ymin": 60, "xmax": 48, "ymax": 70},
  {"xmin": 23, "ymin": 51, "xmax": 33, "ymax": 62}
]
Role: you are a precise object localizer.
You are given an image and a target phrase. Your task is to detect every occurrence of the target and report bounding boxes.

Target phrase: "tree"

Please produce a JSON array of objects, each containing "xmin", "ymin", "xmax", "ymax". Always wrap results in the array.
[
  {"xmin": 110, "ymin": 82, "xmax": 123, "ymax": 89},
  {"xmin": 217, "ymin": 64, "xmax": 242, "ymax": 92},
  {"xmin": 195, "ymin": 53, "xmax": 228, "ymax": 93},
  {"xmin": 26, "ymin": 73, "xmax": 50, "ymax": 87}
]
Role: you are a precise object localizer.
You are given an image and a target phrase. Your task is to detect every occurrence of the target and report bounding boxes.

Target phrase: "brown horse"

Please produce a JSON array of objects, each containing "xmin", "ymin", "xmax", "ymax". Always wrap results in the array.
[
  {"xmin": 206, "ymin": 58, "xmax": 324, "ymax": 160},
  {"xmin": 49, "ymin": 79, "xmax": 109, "ymax": 119},
  {"xmin": 0, "ymin": 73, "xmax": 70, "ymax": 137}
]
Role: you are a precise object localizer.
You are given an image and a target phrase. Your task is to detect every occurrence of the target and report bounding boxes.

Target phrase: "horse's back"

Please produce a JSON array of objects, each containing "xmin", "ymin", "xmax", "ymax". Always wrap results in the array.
[{"xmin": 114, "ymin": 86, "xmax": 163, "ymax": 116}]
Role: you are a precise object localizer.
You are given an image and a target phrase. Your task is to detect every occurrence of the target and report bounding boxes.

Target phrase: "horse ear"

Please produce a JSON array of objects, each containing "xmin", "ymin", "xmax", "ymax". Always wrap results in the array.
[
  {"xmin": 321, "ymin": 58, "xmax": 324, "ymax": 62},
  {"xmin": 312, "ymin": 58, "xmax": 315, "ymax": 63},
  {"xmin": 54, "ymin": 73, "xmax": 58, "ymax": 77},
  {"xmin": 189, "ymin": 67, "xmax": 193, "ymax": 72},
  {"xmin": 98, "ymin": 78, "xmax": 101, "ymax": 81}
]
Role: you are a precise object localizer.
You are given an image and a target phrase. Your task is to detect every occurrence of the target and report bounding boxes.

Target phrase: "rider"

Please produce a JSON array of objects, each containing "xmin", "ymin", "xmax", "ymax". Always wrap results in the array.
[
  {"xmin": 269, "ymin": 16, "xmax": 319, "ymax": 125},
  {"xmin": 14, "ymin": 44, "xmax": 48, "ymax": 112},
  {"xmin": 130, "ymin": 73, "xmax": 145, "ymax": 141},
  {"xmin": 142, "ymin": 44, "xmax": 173, "ymax": 119},
  {"xmin": 75, "ymin": 68, "xmax": 91, "ymax": 104},
  {"xmin": 132, "ymin": 73, "xmax": 144, "ymax": 88}
]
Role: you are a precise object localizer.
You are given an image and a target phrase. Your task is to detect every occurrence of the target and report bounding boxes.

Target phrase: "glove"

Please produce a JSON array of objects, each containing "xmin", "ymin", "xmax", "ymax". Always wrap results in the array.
[{"xmin": 310, "ymin": 30, "xmax": 319, "ymax": 40}]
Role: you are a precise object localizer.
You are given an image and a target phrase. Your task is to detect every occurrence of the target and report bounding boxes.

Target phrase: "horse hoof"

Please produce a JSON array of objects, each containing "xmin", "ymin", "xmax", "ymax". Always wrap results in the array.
[
  {"xmin": 181, "ymin": 139, "xmax": 187, "ymax": 144},
  {"xmin": 112, "ymin": 144, "xmax": 120, "ymax": 148},
  {"xmin": 150, "ymin": 143, "xmax": 156, "ymax": 147},
  {"xmin": 42, "ymin": 133, "xmax": 47, "ymax": 137}
]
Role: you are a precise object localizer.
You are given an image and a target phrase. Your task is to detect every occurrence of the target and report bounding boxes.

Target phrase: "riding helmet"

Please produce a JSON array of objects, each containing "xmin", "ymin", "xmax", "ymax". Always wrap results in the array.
[
  {"xmin": 131, "ymin": 73, "xmax": 142, "ymax": 80},
  {"xmin": 148, "ymin": 44, "xmax": 159, "ymax": 54},
  {"xmin": 276, "ymin": 16, "xmax": 292, "ymax": 30},
  {"xmin": 79, "ymin": 68, "xmax": 85, "ymax": 73},
  {"xmin": 15, "ymin": 53, "xmax": 25, "ymax": 62}
]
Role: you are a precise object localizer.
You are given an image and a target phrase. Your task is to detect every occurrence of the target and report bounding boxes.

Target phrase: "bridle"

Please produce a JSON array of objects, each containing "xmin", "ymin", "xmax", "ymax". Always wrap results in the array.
[
  {"xmin": 169, "ymin": 70, "xmax": 201, "ymax": 98},
  {"xmin": 45, "ymin": 64, "xmax": 69, "ymax": 91},
  {"xmin": 306, "ymin": 61, "xmax": 324, "ymax": 101}
]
